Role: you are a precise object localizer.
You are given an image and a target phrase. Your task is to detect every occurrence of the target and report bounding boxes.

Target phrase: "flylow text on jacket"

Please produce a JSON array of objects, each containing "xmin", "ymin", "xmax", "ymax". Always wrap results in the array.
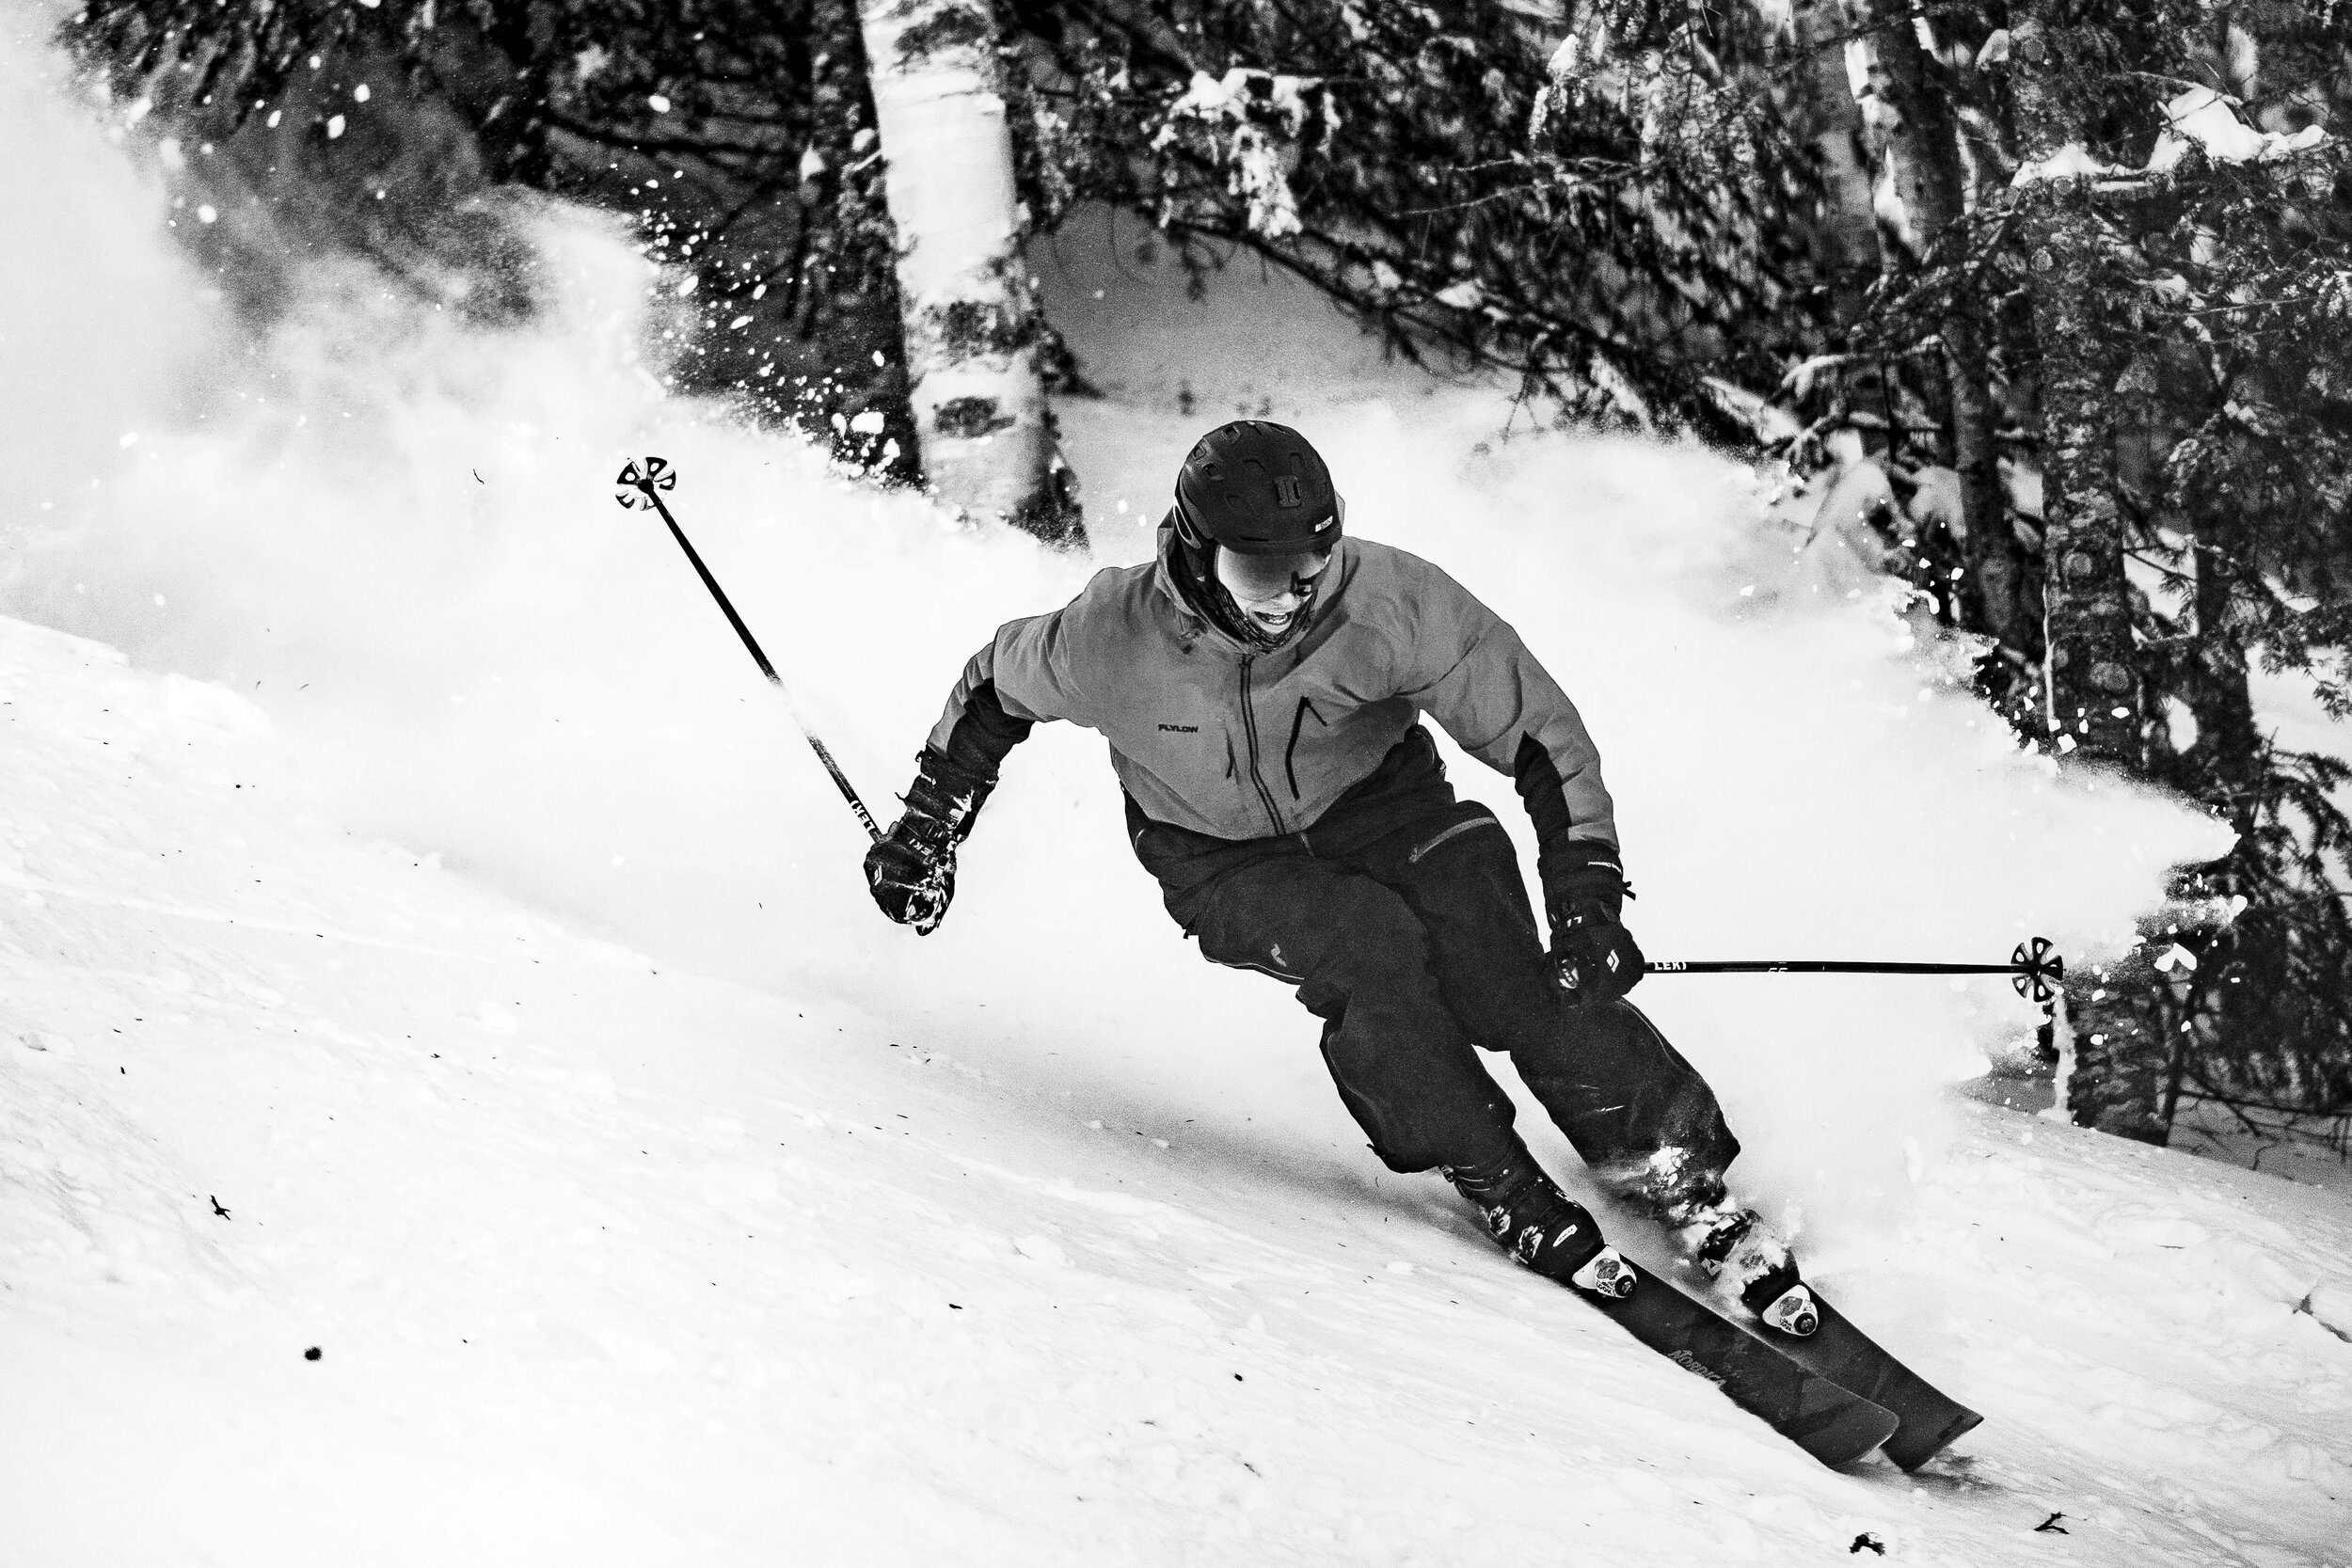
[
  {"xmin": 926, "ymin": 522, "xmax": 1620, "ymax": 876},
  {"xmin": 923, "ymin": 522, "xmax": 1622, "ymax": 897}
]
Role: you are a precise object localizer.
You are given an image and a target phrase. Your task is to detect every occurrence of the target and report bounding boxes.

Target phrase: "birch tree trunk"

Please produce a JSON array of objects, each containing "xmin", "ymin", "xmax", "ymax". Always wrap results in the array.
[
  {"xmin": 1788, "ymin": 0, "xmax": 1882, "ymax": 329},
  {"xmin": 855, "ymin": 0, "xmax": 1083, "ymax": 547},
  {"xmin": 1871, "ymin": 10, "xmax": 2038, "ymax": 668}
]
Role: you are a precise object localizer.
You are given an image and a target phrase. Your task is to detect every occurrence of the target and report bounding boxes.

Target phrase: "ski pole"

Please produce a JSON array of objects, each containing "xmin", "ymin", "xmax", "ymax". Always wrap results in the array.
[
  {"xmin": 615, "ymin": 456, "xmax": 883, "ymax": 843},
  {"xmin": 1647, "ymin": 937, "xmax": 2065, "ymax": 1003}
]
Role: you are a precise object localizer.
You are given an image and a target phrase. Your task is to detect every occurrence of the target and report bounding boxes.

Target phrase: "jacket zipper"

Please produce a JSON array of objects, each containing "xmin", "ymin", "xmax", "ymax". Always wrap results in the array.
[{"xmin": 1236, "ymin": 657, "xmax": 1287, "ymax": 834}]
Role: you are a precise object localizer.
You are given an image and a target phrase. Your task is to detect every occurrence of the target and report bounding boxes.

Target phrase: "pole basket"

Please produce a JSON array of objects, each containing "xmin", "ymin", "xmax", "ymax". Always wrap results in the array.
[
  {"xmin": 616, "ymin": 457, "xmax": 675, "ymax": 508},
  {"xmin": 2011, "ymin": 937, "xmax": 2064, "ymax": 1005}
]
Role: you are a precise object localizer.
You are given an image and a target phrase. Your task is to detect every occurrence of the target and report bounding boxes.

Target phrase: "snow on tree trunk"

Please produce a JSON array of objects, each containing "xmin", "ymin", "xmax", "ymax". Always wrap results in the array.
[{"xmin": 854, "ymin": 0, "xmax": 1082, "ymax": 548}]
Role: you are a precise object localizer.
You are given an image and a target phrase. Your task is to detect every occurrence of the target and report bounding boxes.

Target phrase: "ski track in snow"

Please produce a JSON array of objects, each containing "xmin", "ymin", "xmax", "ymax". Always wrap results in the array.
[{"xmin": 5, "ymin": 610, "xmax": 2351, "ymax": 1566}]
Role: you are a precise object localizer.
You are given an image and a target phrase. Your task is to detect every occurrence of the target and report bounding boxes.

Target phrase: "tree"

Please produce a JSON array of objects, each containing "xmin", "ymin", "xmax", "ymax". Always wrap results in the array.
[
  {"xmin": 1867, "ymin": 7, "xmax": 2038, "ymax": 676},
  {"xmin": 1008, "ymin": 0, "xmax": 1817, "ymax": 437},
  {"xmin": 1982, "ymin": 4, "xmax": 2352, "ymax": 1143},
  {"xmin": 1788, "ymin": 0, "xmax": 1883, "ymax": 332},
  {"xmin": 856, "ymin": 0, "xmax": 1083, "ymax": 545}
]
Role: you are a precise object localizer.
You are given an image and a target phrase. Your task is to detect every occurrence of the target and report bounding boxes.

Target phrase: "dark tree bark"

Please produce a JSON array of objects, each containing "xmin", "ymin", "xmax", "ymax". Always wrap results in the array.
[
  {"xmin": 2004, "ymin": 14, "xmax": 2164, "ymax": 1143},
  {"xmin": 2033, "ymin": 233, "xmax": 2165, "ymax": 1139},
  {"xmin": 2008, "ymin": 19, "xmax": 2141, "ymax": 771},
  {"xmin": 2032, "ymin": 241, "xmax": 2138, "ymax": 756}
]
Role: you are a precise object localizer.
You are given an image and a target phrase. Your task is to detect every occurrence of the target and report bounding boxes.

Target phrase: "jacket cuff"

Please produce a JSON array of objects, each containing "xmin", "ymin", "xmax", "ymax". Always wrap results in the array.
[
  {"xmin": 1541, "ymin": 855, "xmax": 1627, "ymax": 934},
  {"xmin": 906, "ymin": 748, "xmax": 996, "ymax": 842}
]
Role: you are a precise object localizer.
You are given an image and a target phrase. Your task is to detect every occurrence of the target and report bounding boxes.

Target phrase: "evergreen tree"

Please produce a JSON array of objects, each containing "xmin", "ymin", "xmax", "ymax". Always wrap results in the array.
[{"xmin": 1004, "ymin": 0, "xmax": 1820, "ymax": 437}]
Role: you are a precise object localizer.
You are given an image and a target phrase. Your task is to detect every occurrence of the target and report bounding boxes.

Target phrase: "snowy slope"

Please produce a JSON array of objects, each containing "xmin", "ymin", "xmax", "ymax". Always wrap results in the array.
[{"xmin": 6, "ymin": 604, "xmax": 2352, "ymax": 1567}]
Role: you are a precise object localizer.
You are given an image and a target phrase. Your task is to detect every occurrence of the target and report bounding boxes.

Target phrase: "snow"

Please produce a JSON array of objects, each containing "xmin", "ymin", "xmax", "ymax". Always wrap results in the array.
[
  {"xmin": 2015, "ymin": 88, "xmax": 2331, "ymax": 185},
  {"xmin": 1154, "ymin": 69, "xmax": 1331, "ymax": 240},
  {"xmin": 2, "ymin": 608, "xmax": 2348, "ymax": 1563},
  {"xmin": 4, "ymin": 19, "xmax": 2351, "ymax": 1567},
  {"xmin": 2149, "ymin": 87, "xmax": 2329, "ymax": 172}
]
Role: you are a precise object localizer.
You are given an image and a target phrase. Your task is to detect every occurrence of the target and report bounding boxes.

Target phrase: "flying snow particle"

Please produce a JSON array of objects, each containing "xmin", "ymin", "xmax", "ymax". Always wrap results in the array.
[
  {"xmin": 118, "ymin": 433, "xmax": 139, "ymax": 449},
  {"xmin": 850, "ymin": 411, "xmax": 886, "ymax": 435},
  {"xmin": 727, "ymin": 315, "xmax": 753, "ymax": 329},
  {"xmin": 870, "ymin": 350, "xmax": 885, "ymax": 368},
  {"xmin": 266, "ymin": 109, "xmax": 282, "ymax": 128},
  {"xmin": 197, "ymin": 204, "xmax": 217, "ymax": 224},
  {"xmin": 326, "ymin": 115, "xmax": 346, "ymax": 139},
  {"xmin": 354, "ymin": 84, "xmax": 370, "ymax": 102},
  {"xmin": 152, "ymin": 594, "xmax": 167, "ymax": 607},
  {"xmin": 648, "ymin": 94, "xmax": 672, "ymax": 114}
]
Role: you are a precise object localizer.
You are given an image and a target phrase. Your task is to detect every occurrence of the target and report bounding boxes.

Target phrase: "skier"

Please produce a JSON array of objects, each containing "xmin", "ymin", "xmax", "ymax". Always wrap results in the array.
[{"xmin": 863, "ymin": 420, "xmax": 1815, "ymax": 1334}]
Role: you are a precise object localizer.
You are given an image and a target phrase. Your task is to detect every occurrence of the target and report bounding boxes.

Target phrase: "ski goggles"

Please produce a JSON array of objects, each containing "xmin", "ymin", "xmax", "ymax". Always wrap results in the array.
[{"xmin": 1215, "ymin": 543, "xmax": 1335, "ymax": 607}]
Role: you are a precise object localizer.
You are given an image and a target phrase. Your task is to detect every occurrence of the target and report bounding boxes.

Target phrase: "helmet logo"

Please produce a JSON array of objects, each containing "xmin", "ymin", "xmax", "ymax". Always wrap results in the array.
[{"xmin": 1273, "ymin": 475, "xmax": 1305, "ymax": 508}]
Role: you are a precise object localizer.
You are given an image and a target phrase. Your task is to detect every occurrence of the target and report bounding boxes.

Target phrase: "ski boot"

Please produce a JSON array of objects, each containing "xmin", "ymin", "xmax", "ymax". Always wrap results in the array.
[
  {"xmin": 1607, "ymin": 1146, "xmax": 1814, "ymax": 1335},
  {"xmin": 1444, "ymin": 1139, "xmax": 1634, "ymax": 1300}
]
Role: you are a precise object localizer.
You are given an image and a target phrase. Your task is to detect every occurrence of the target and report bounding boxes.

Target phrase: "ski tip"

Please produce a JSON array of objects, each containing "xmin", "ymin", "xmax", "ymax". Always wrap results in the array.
[
  {"xmin": 1883, "ymin": 1406, "xmax": 1985, "ymax": 1473},
  {"xmin": 1788, "ymin": 1385, "xmax": 1903, "ymax": 1470}
]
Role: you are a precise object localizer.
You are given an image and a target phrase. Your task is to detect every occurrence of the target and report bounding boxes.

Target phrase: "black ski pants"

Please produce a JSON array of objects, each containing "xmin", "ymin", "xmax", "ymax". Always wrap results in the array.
[{"xmin": 1129, "ymin": 768, "xmax": 1740, "ymax": 1183}]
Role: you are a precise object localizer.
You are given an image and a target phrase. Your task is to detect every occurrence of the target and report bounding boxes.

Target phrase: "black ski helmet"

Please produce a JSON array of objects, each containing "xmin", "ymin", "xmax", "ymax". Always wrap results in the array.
[{"xmin": 1172, "ymin": 420, "xmax": 1343, "ymax": 556}]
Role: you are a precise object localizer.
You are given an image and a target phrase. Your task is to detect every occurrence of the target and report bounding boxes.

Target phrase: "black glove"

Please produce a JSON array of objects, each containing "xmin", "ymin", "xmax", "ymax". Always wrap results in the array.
[
  {"xmin": 1545, "ymin": 863, "xmax": 1645, "ymax": 1006},
  {"xmin": 864, "ymin": 750, "xmax": 992, "ymax": 935}
]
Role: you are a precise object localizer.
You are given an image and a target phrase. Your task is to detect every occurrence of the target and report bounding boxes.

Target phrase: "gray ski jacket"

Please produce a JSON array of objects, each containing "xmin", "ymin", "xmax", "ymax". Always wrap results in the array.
[{"xmin": 923, "ymin": 521, "xmax": 1621, "ymax": 894}]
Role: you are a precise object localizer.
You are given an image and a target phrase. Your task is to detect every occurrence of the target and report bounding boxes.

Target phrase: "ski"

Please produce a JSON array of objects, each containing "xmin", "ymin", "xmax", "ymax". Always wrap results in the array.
[
  {"xmin": 1754, "ymin": 1291, "xmax": 1983, "ymax": 1471},
  {"xmin": 1570, "ymin": 1259, "xmax": 1900, "ymax": 1468}
]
